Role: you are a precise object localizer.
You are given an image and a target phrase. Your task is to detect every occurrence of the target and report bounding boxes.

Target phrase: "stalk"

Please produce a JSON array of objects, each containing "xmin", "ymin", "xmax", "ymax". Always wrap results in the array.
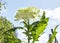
[
  {"xmin": 28, "ymin": 33, "xmax": 30, "ymax": 43},
  {"xmin": 28, "ymin": 28, "xmax": 30, "ymax": 43},
  {"xmin": 32, "ymin": 40, "xmax": 35, "ymax": 43},
  {"xmin": 27, "ymin": 19, "xmax": 30, "ymax": 43}
]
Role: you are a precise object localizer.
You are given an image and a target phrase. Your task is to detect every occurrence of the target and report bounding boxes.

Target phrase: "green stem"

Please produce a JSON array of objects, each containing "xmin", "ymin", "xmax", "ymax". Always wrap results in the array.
[
  {"xmin": 28, "ymin": 34, "xmax": 30, "ymax": 43},
  {"xmin": 32, "ymin": 40, "xmax": 35, "ymax": 43},
  {"xmin": 27, "ymin": 19, "xmax": 30, "ymax": 43},
  {"xmin": 28, "ymin": 27, "xmax": 30, "ymax": 43}
]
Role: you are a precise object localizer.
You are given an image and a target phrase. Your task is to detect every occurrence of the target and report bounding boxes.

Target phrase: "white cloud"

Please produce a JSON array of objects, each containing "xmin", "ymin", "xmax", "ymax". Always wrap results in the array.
[
  {"xmin": 44, "ymin": 7, "xmax": 60, "ymax": 19},
  {"xmin": 56, "ymin": 33, "xmax": 60, "ymax": 43},
  {"xmin": 39, "ymin": 7, "xmax": 60, "ymax": 19},
  {"xmin": 36, "ymin": 33, "xmax": 49, "ymax": 43}
]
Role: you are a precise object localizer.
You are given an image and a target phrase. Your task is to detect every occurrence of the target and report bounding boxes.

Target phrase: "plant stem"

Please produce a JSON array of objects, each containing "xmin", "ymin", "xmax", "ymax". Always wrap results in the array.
[
  {"xmin": 28, "ymin": 29, "xmax": 30, "ymax": 43},
  {"xmin": 27, "ymin": 19, "xmax": 30, "ymax": 43},
  {"xmin": 32, "ymin": 40, "xmax": 35, "ymax": 43},
  {"xmin": 28, "ymin": 34, "xmax": 30, "ymax": 43}
]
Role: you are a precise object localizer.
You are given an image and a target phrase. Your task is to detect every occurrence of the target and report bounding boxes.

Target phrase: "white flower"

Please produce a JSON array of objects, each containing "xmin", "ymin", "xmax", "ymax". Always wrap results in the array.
[{"xmin": 15, "ymin": 7, "xmax": 40, "ymax": 21}]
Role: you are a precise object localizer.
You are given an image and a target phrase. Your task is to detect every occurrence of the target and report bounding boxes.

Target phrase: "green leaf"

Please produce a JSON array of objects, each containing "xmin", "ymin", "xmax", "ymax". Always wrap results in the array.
[
  {"xmin": 0, "ymin": 16, "xmax": 21, "ymax": 43},
  {"xmin": 40, "ymin": 11, "xmax": 45, "ymax": 21},
  {"xmin": 47, "ymin": 25, "xmax": 59, "ymax": 43},
  {"xmin": 31, "ymin": 12, "xmax": 49, "ymax": 41}
]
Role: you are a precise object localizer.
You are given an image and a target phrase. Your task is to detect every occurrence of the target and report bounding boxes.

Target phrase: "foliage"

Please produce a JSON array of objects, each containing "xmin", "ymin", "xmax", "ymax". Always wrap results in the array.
[
  {"xmin": 0, "ymin": 16, "xmax": 21, "ymax": 43},
  {"xmin": 0, "ymin": 16, "xmax": 12, "ymax": 43},
  {"xmin": 0, "ymin": 6, "xmax": 58, "ymax": 43},
  {"xmin": 31, "ymin": 11, "xmax": 49, "ymax": 43},
  {"xmin": 0, "ymin": 16, "xmax": 12, "ymax": 32},
  {"xmin": 4, "ymin": 27, "xmax": 21, "ymax": 43},
  {"xmin": 15, "ymin": 9, "xmax": 49, "ymax": 43},
  {"xmin": 47, "ymin": 25, "xmax": 59, "ymax": 43},
  {"xmin": 0, "ymin": 0, "xmax": 6, "ymax": 13},
  {"xmin": 15, "ymin": 7, "xmax": 40, "ymax": 43}
]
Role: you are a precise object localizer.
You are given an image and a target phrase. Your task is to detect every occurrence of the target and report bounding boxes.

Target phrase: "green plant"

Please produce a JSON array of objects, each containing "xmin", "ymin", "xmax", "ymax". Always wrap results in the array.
[
  {"xmin": 31, "ymin": 11, "xmax": 49, "ymax": 43},
  {"xmin": 50, "ymin": 29, "xmax": 58, "ymax": 43},
  {"xmin": 0, "ymin": 0, "xmax": 6, "ymax": 13},
  {"xmin": 47, "ymin": 25, "xmax": 59, "ymax": 43},
  {"xmin": 21, "ymin": 11, "xmax": 49, "ymax": 43},
  {"xmin": 15, "ymin": 7, "xmax": 40, "ymax": 43},
  {"xmin": 0, "ymin": 16, "xmax": 21, "ymax": 43},
  {"xmin": 15, "ymin": 7, "xmax": 49, "ymax": 43},
  {"xmin": 3, "ymin": 27, "xmax": 22, "ymax": 43},
  {"xmin": 15, "ymin": 7, "xmax": 40, "ymax": 22}
]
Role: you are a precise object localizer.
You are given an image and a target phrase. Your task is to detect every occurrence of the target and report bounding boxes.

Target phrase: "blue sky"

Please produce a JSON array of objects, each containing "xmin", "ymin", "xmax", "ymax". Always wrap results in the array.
[
  {"xmin": 0, "ymin": 0, "xmax": 60, "ymax": 43},
  {"xmin": 1, "ymin": 0, "xmax": 60, "ymax": 20},
  {"xmin": 6, "ymin": 0, "xmax": 60, "ymax": 9},
  {"xmin": 0, "ymin": 0, "xmax": 60, "ymax": 26}
]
